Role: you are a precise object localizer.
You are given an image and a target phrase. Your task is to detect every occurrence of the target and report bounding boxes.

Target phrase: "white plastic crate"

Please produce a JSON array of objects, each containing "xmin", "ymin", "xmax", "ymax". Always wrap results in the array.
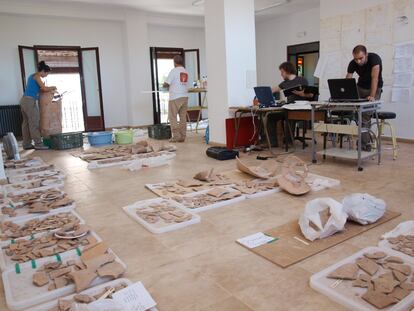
[
  {"xmin": 2, "ymin": 248, "xmax": 127, "ymax": 311},
  {"xmin": 25, "ymin": 278, "xmax": 158, "ymax": 311},
  {"xmin": 310, "ymin": 246, "xmax": 414, "ymax": 311},
  {"xmin": 0, "ymin": 209, "xmax": 85, "ymax": 243},
  {"xmin": 378, "ymin": 221, "xmax": 414, "ymax": 256},
  {"xmin": 4, "ymin": 158, "xmax": 45, "ymax": 173},
  {"xmin": 0, "ymin": 203, "xmax": 76, "ymax": 223},
  {"xmin": 123, "ymin": 197, "xmax": 200, "ymax": 234},
  {"xmin": 0, "ymin": 229, "xmax": 102, "ymax": 271},
  {"xmin": 175, "ymin": 187, "xmax": 246, "ymax": 213}
]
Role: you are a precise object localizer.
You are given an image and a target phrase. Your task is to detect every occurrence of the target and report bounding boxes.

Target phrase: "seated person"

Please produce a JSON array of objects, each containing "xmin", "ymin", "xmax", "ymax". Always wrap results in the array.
[{"xmin": 272, "ymin": 62, "xmax": 314, "ymax": 103}]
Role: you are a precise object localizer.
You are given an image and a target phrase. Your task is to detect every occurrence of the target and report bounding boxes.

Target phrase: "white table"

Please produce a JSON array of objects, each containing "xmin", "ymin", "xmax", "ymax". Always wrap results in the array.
[{"xmin": 311, "ymin": 101, "xmax": 382, "ymax": 171}]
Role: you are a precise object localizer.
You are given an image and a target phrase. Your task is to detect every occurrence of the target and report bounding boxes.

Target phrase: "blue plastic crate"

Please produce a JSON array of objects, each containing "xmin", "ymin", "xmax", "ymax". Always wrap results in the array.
[{"xmin": 87, "ymin": 131, "xmax": 113, "ymax": 146}]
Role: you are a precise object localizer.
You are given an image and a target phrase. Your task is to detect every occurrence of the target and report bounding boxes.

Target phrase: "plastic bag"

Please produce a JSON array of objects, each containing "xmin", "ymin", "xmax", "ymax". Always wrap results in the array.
[
  {"xmin": 299, "ymin": 197, "xmax": 348, "ymax": 241},
  {"xmin": 343, "ymin": 193, "xmax": 386, "ymax": 225}
]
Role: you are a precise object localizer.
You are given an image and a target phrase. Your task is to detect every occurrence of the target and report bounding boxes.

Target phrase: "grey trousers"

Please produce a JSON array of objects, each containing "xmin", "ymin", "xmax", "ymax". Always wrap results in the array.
[
  {"xmin": 168, "ymin": 97, "xmax": 188, "ymax": 141},
  {"xmin": 20, "ymin": 96, "xmax": 42, "ymax": 147},
  {"xmin": 358, "ymin": 87, "xmax": 382, "ymax": 147}
]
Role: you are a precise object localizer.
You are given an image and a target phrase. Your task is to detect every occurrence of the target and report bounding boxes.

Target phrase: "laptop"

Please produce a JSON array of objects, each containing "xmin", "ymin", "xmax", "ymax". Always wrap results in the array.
[
  {"xmin": 254, "ymin": 86, "xmax": 276, "ymax": 108},
  {"xmin": 328, "ymin": 78, "xmax": 365, "ymax": 102}
]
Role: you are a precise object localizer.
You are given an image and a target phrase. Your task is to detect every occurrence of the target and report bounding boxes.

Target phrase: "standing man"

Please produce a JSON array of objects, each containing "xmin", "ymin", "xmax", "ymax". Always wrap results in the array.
[
  {"xmin": 346, "ymin": 45, "xmax": 383, "ymax": 151},
  {"xmin": 163, "ymin": 55, "xmax": 189, "ymax": 143}
]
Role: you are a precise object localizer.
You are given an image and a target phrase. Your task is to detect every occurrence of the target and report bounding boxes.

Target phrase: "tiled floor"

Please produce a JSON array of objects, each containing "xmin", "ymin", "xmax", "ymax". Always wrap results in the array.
[{"xmin": 1, "ymin": 133, "xmax": 413, "ymax": 311}]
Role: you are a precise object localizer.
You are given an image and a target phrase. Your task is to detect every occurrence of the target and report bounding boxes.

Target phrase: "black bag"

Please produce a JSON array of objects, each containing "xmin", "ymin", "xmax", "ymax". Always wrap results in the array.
[{"xmin": 206, "ymin": 147, "xmax": 239, "ymax": 161}]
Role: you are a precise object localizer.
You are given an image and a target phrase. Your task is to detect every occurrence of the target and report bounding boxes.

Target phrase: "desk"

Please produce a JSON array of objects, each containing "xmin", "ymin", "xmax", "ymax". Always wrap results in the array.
[
  {"xmin": 286, "ymin": 109, "xmax": 326, "ymax": 149},
  {"xmin": 230, "ymin": 106, "xmax": 288, "ymax": 155},
  {"xmin": 187, "ymin": 88, "xmax": 207, "ymax": 133},
  {"xmin": 311, "ymin": 101, "xmax": 382, "ymax": 171}
]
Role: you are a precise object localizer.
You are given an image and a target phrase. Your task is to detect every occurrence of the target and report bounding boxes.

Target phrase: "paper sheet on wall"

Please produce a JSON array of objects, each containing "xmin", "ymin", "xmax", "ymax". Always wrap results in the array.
[
  {"xmin": 393, "ymin": 73, "xmax": 414, "ymax": 87},
  {"xmin": 394, "ymin": 42, "xmax": 414, "ymax": 58},
  {"xmin": 112, "ymin": 282, "xmax": 157, "ymax": 311},
  {"xmin": 394, "ymin": 57, "xmax": 413, "ymax": 73},
  {"xmin": 391, "ymin": 88, "xmax": 411, "ymax": 103}
]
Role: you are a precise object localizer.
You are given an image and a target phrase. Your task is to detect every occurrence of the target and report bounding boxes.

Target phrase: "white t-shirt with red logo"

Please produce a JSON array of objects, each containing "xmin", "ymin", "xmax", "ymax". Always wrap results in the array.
[{"xmin": 165, "ymin": 67, "xmax": 189, "ymax": 100}]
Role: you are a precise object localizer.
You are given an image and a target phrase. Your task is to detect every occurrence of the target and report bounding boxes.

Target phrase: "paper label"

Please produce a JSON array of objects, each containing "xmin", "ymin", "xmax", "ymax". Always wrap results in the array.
[
  {"xmin": 112, "ymin": 282, "xmax": 157, "ymax": 311},
  {"xmin": 237, "ymin": 232, "xmax": 277, "ymax": 249}
]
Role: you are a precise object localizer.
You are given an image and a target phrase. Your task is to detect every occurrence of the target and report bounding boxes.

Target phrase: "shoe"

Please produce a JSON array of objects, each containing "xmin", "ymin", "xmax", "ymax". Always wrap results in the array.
[
  {"xmin": 34, "ymin": 144, "xmax": 49, "ymax": 150},
  {"xmin": 362, "ymin": 145, "xmax": 372, "ymax": 152},
  {"xmin": 23, "ymin": 145, "xmax": 35, "ymax": 150}
]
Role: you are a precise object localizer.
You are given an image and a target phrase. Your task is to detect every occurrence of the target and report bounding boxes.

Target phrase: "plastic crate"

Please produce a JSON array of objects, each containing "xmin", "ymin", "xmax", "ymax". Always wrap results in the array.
[
  {"xmin": 49, "ymin": 132, "xmax": 83, "ymax": 150},
  {"xmin": 87, "ymin": 131, "xmax": 113, "ymax": 146},
  {"xmin": 148, "ymin": 124, "xmax": 171, "ymax": 140},
  {"xmin": 42, "ymin": 138, "xmax": 51, "ymax": 148}
]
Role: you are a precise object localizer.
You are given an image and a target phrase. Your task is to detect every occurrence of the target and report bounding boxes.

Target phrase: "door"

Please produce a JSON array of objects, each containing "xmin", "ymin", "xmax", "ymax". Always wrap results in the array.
[
  {"xmin": 18, "ymin": 45, "xmax": 105, "ymax": 132},
  {"xmin": 150, "ymin": 47, "xmax": 185, "ymax": 124},
  {"xmin": 18, "ymin": 46, "xmax": 37, "ymax": 91},
  {"xmin": 80, "ymin": 48, "xmax": 105, "ymax": 131}
]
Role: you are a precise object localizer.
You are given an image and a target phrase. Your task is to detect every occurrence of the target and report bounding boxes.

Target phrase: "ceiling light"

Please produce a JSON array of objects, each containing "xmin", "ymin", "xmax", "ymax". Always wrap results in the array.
[
  {"xmin": 255, "ymin": 0, "xmax": 290, "ymax": 13},
  {"xmin": 192, "ymin": 0, "xmax": 204, "ymax": 6}
]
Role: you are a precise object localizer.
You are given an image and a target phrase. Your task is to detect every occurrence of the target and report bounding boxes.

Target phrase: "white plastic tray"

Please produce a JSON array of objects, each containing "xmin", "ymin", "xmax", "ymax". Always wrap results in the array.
[
  {"xmin": 175, "ymin": 187, "xmax": 246, "ymax": 213},
  {"xmin": 8, "ymin": 171, "xmax": 66, "ymax": 184},
  {"xmin": 305, "ymin": 173, "xmax": 341, "ymax": 192},
  {"xmin": 2, "ymin": 248, "xmax": 127, "ymax": 311},
  {"xmin": 87, "ymin": 151, "xmax": 176, "ymax": 170},
  {"xmin": 231, "ymin": 179, "xmax": 281, "ymax": 200},
  {"xmin": 2, "ymin": 179, "xmax": 65, "ymax": 196},
  {"xmin": 0, "ymin": 209, "xmax": 85, "ymax": 243},
  {"xmin": 378, "ymin": 221, "xmax": 414, "ymax": 256},
  {"xmin": 123, "ymin": 197, "xmax": 200, "ymax": 234},
  {"xmin": 25, "ymin": 278, "xmax": 158, "ymax": 311},
  {"xmin": 6, "ymin": 165, "xmax": 55, "ymax": 177},
  {"xmin": 0, "ymin": 229, "xmax": 102, "ymax": 271},
  {"xmin": 145, "ymin": 182, "xmax": 198, "ymax": 198},
  {"xmin": 310, "ymin": 246, "xmax": 414, "ymax": 311}
]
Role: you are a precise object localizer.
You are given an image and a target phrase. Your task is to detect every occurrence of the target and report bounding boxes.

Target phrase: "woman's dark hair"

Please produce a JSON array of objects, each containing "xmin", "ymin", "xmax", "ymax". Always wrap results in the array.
[
  {"xmin": 279, "ymin": 61, "xmax": 296, "ymax": 75},
  {"xmin": 37, "ymin": 61, "xmax": 51, "ymax": 72}
]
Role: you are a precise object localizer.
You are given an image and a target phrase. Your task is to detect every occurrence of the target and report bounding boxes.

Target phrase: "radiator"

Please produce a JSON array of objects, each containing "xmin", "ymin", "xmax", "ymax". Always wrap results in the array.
[{"xmin": 0, "ymin": 105, "xmax": 22, "ymax": 138}]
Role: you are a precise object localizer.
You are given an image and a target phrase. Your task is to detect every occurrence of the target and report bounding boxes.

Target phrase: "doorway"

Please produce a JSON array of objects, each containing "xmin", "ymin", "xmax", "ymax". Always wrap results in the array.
[
  {"xmin": 150, "ymin": 47, "xmax": 201, "ymax": 124},
  {"xmin": 18, "ymin": 45, "xmax": 105, "ymax": 132},
  {"xmin": 287, "ymin": 41, "xmax": 320, "ymax": 86}
]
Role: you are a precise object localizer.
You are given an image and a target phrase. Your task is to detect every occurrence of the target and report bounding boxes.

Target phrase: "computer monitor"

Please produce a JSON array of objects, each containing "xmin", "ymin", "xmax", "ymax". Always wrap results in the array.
[
  {"xmin": 328, "ymin": 78, "xmax": 363, "ymax": 102},
  {"xmin": 254, "ymin": 86, "xmax": 275, "ymax": 107}
]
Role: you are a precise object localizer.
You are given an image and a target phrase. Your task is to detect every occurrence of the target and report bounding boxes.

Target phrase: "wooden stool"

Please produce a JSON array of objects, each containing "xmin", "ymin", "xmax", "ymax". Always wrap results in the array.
[{"xmin": 373, "ymin": 111, "xmax": 398, "ymax": 160}]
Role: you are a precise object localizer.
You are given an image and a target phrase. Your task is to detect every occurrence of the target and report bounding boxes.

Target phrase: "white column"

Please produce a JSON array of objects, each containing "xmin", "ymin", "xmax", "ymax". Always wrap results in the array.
[
  {"xmin": 124, "ymin": 13, "xmax": 154, "ymax": 126},
  {"xmin": 204, "ymin": 0, "xmax": 257, "ymax": 144}
]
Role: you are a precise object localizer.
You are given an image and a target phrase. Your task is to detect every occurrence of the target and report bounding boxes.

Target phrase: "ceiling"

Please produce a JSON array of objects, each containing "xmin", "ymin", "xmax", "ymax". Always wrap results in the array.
[{"xmin": 21, "ymin": 0, "xmax": 320, "ymax": 17}]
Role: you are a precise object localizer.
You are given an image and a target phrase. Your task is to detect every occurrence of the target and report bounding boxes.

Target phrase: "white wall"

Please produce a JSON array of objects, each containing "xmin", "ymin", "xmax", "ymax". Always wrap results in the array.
[
  {"xmin": 0, "ymin": 0, "xmax": 205, "ymax": 128},
  {"xmin": 0, "ymin": 13, "xmax": 129, "ymax": 128},
  {"xmin": 255, "ymin": 7, "xmax": 320, "ymax": 87},
  {"xmin": 320, "ymin": 0, "xmax": 414, "ymax": 140},
  {"xmin": 148, "ymin": 25, "xmax": 207, "ymax": 77}
]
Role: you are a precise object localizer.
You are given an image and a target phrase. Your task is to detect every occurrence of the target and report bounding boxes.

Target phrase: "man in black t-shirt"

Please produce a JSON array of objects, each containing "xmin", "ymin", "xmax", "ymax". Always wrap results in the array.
[
  {"xmin": 272, "ymin": 62, "xmax": 315, "ymax": 103},
  {"xmin": 346, "ymin": 45, "xmax": 383, "ymax": 101},
  {"xmin": 346, "ymin": 45, "xmax": 383, "ymax": 151}
]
